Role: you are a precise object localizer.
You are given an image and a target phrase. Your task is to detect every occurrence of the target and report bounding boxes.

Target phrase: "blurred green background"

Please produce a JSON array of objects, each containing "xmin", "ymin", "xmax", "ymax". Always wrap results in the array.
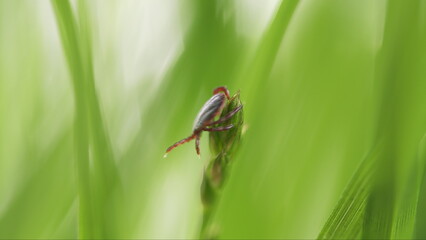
[{"xmin": 1, "ymin": 0, "xmax": 426, "ymax": 239}]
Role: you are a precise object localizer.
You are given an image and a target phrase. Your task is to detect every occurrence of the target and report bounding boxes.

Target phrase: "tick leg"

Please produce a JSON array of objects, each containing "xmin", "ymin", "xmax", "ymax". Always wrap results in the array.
[
  {"xmin": 206, "ymin": 105, "xmax": 243, "ymax": 126},
  {"xmin": 165, "ymin": 134, "xmax": 196, "ymax": 157},
  {"xmin": 195, "ymin": 134, "xmax": 201, "ymax": 156},
  {"xmin": 203, "ymin": 124, "xmax": 234, "ymax": 132}
]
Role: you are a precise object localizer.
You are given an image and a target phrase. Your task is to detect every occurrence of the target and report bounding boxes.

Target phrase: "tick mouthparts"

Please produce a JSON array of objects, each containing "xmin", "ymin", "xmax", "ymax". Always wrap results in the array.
[{"xmin": 163, "ymin": 153, "xmax": 168, "ymax": 158}]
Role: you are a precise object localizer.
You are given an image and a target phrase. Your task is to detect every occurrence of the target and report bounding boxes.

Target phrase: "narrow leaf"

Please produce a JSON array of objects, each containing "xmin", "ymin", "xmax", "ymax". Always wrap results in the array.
[{"xmin": 317, "ymin": 145, "xmax": 380, "ymax": 239}]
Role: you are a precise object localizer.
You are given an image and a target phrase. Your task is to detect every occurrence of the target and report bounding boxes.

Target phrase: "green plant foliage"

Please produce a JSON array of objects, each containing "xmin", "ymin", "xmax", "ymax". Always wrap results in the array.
[
  {"xmin": 200, "ymin": 92, "xmax": 244, "ymax": 238},
  {"xmin": 415, "ymin": 135, "xmax": 426, "ymax": 239},
  {"xmin": 51, "ymin": 0, "xmax": 121, "ymax": 238},
  {"xmin": 317, "ymin": 145, "xmax": 380, "ymax": 239}
]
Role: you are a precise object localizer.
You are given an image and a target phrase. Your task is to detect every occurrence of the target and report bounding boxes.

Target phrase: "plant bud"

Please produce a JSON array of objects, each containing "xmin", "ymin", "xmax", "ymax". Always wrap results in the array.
[{"xmin": 209, "ymin": 91, "xmax": 244, "ymax": 157}]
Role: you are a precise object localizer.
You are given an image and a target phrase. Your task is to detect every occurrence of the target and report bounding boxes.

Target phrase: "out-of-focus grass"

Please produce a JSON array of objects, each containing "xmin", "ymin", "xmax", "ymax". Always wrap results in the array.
[
  {"xmin": 51, "ymin": 0, "xmax": 121, "ymax": 238},
  {"xmin": 1, "ymin": 0, "xmax": 426, "ymax": 239},
  {"xmin": 362, "ymin": 1, "xmax": 423, "ymax": 238},
  {"xmin": 321, "ymin": 1, "xmax": 426, "ymax": 239}
]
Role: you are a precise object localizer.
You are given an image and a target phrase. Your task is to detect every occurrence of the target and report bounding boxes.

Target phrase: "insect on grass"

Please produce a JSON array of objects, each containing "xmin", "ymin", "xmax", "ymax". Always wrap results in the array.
[{"xmin": 164, "ymin": 86, "xmax": 243, "ymax": 157}]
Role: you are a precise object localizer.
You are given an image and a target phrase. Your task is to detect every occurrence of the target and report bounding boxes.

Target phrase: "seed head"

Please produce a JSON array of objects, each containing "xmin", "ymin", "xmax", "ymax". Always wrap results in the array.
[{"xmin": 209, "ymin": 91, "xmax": 244, "ymax": 157}]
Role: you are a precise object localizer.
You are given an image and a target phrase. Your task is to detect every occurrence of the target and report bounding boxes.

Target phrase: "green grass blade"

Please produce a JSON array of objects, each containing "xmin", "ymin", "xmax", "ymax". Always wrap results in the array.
[
  {"xmin": 76, "ymin": 0, "xmax": 118, "ymax": 183},
  {"xmin": 317, "ymin": 145, "xmax": 380, "ymax": 239},
  {"xmin": 76, "ymin": 1, "xmax": 122, "ymax": 237},
  {"xmin": 50, "ymin": 1, "xmax": 94, "ymax": 238},
  {"xmin": 239, "ymin": 0, "xmax": 299, "ymax": 101},
  {"xmin": 415, "ymin": 135, "xmax": 426, "ymax": 238},
  {"xmin": 413, "ymin": 3, "xmax": 426, "ymax": 238},
  {"xmin": 392, "ymin": 136, "xmax": 426, "ymax": 239},
  {"xmin": 51, "ymin": 0, "xmax": 120, "ymax": 238},
  {"xmin": 363, "ymin": 0, "xmax": 423, "ymax": 238}
]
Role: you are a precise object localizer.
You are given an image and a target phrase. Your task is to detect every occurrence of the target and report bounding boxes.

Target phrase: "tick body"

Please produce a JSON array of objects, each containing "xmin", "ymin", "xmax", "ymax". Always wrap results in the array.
[{"xmin": 164, "ymin": 86, "xmax": 242, "ymax": 157}]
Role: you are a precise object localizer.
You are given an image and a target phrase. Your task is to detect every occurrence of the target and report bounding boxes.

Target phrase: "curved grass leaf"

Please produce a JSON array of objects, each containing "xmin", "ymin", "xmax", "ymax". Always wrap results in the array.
[
  {"xmin": 238, "ymin": 0, "xmax": 299, "ymax": 102},
  {"xmin": 392, "ymin": 135, "xmax": 426, "ymax": 239},
  {"xmin": 317, "ymin": 145, "xmax": 380, "ymax": 239},
  {"xmin": 363, "ymin": 0, "xmax": 422, "ymax": 238},
  {"xmin": 415, "ymin": 135, "xmax": 426, "ymax": 238}
]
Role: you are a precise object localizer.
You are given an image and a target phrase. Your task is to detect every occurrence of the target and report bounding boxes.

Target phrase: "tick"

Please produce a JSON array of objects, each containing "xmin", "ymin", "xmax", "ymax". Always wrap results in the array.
[{"xmin": 164, "ymin": 86, "xmax": 243, "ymax": 157}]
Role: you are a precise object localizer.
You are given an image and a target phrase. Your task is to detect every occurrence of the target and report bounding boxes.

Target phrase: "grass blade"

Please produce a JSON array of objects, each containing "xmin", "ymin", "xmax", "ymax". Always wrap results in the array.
[
  {"xmin": 51, "ymin": 1, "xmax": 120, "ymax": 238},
  {"xmin": 392, "ymin": 136, "xmax": 426, "ymax": 238},
  {"xmin": 363, "ymin": 0, "xmax": 422, "ymax": 238},
  {"xmin": 415, "ymin": 135, "xmax": 426, "ymax": 238},
  {"xmin": 317, "ymin": 145, "xmax": 380, "ymax": 239},
  {"xmin": 50, "ymin": 1, "xmax": 93, "ymax": 237},
  {"xmin": 239, "ymin": 0, "xmax": 299, "ymax": 101}
]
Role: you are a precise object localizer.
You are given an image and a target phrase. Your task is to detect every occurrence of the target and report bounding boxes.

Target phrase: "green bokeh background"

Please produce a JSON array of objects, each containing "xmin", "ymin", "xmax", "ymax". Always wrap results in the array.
[{"xmin": 1, "ymin": 0, "xmax": 426, "ymax": 239}]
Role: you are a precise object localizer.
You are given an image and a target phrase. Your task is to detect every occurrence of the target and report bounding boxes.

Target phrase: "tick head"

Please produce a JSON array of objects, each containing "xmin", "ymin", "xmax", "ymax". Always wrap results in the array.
[{"xmin": 213, "ymin": 86, "xmax": 230, "ymax": 100}]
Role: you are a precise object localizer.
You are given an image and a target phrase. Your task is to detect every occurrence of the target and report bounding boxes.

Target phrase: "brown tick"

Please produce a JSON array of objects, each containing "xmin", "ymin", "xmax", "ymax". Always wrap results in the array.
[{"xmin": 164, "ymin": 86, "xmax": 242, "ymax": 157}]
